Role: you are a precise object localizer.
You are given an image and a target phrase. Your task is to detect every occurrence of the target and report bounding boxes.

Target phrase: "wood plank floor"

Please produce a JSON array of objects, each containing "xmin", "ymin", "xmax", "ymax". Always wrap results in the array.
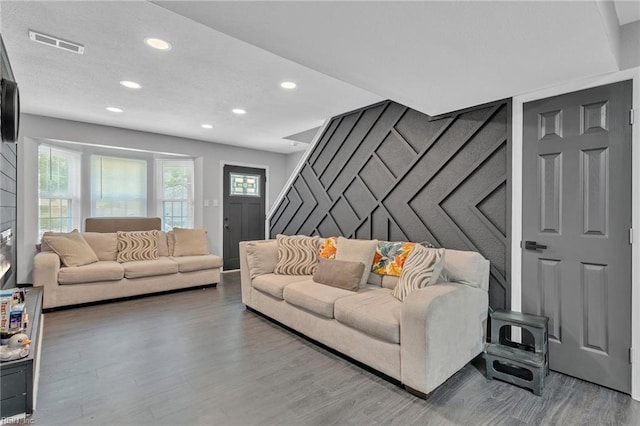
[{"xmin": 29, "ymin": 271, "xmax": 640, "ymax": 425}]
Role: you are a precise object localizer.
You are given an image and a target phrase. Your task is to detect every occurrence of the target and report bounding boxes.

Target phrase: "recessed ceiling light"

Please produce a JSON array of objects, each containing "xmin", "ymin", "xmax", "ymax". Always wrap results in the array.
[
  {"xmin": 106, "ymin": 107, "xmax": 123, "ymax": 113},
  {"xmin": 120, "ymin": 80, "xmax": 142, "ymax": 89},
  {"xmin": 201, "ymin": 124, "xmax": 213, "ymax": 129},
  {"xmin": 232, "ymin": 108, "xmax": 246, "ymax": 115},
  {"xmin": 144, "ymin": 37, "xmax": 171, "ymax": 51},
  {"xmin": 280, "ymin": 81, "xmax": 297, "ymax": 89}
]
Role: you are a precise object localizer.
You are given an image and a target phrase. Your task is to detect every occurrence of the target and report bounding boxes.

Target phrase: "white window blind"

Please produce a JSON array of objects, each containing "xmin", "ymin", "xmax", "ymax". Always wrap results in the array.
[{"xmin": 91, "ymin": 155, "xmax": 147, "ymax": 217}]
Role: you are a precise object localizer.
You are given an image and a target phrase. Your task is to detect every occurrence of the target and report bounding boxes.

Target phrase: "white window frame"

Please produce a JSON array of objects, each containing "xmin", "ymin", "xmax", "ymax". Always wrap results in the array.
[
  {"xmin": 37, "ymin": 144, "xmax": 81, "ymax": 237},
  {"xmin": 156, "ymin": 158, "xmax": 195, "ymax": 231}
]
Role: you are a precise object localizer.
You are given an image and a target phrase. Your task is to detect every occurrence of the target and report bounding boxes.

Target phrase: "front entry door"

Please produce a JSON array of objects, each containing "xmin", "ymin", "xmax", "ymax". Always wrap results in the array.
[
  {"xmin": 522, "ymin": 81, "xmax": 633, "ymax": 393},
  {"xmin": 223, "ymin": 165, "xmax": 266, "ymax": 270}
]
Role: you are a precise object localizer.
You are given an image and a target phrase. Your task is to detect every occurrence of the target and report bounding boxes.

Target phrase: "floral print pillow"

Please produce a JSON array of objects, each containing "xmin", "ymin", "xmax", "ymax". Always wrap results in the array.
[
  {"xmin": 318, "ymin": 236, "xmax": 338, "ymax": 259},
  {"xmin": 371, "ymin": 241, "xmax": 416, "ymax": 276}
]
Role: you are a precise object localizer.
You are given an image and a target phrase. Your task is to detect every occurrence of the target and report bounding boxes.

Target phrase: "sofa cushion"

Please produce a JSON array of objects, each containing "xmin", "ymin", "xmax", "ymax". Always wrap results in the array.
[
  {"xmin": 274, "ymin": 234, "xmax": 320, "ymax": 275},
  {"xmin": 43, "ymin": 229, "xmax": 99, "ymax": 267},
  {"xmin": 367, "ymin": 273, "xmax": 400, "ymax": 289},
  {"xmin": 252, "ymin": 273, "xmax": 308, "ymax": 300},
  {"xmin": 117, "ymin": 230, "xmax": 159, "ymax": 263},
  {"xmin": 173, "ymin": 227, "xmax": 209, "ymax": 256},
  {"xmin": 246, "ymin": 240, "xmax": 278, "ymax": 278},
  {"xmin": 58, "ymin": 261, "xmax": 124, "ymax": 284},
  {"xmin": 122, "ymin": 258, "xmax": 179, "ymax": 279},
  {"xmin": 335, "ymin": 237, "xmax": 378, "ymax": 288},
  {"xmin": 170, "ymin": 255, "xmax": 223, "ymax": 272},
  {"xmin": 167, "ymin": 231, "xmax": 175, "ymax": 256},
  {"xmin": 82, "ymin": 232, "xmax": 118, "ymax": 261},
  {"xmin": 392, "ymin": 246, "xmax": 445, "ymax": 301},
  {"xmin": 312, "ymin": 258, "xmax": 363, "ymax": 292},
  {"xmin": 157, "ymin": 231, "xmax": 170, "ymax": 257},
  {"xmin": 334, "ymin": 288, "xmax": 402, "ymax": 344},
  {"xmin": 283, "ymin": 280, "xmax": 356, "ymax": 319}
]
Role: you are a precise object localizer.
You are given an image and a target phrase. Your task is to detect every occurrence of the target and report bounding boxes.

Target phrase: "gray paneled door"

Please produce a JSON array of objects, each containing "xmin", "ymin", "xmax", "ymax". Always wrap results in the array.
[
  {"xmin": 522, "ymin": 81, "xmax": 632, "ymax": 393},
  {"xmin": 223, "ymin": 165, "xmax": 266, "ymax": 270}
]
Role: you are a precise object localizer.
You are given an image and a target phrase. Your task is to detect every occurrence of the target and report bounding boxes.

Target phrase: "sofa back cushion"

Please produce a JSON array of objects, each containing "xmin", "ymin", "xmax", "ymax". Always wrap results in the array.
[
  {"xmin": 81, "ymin": 232, "xmax": 118, "ymax": 261},
  {"xmin": 172, "ymin": 228, "xmax": 209, "ymax": 256},
  {"xmin": 437, "ymin": 249, "xmax": 490, "ymax": 291},
  {"xmin": 246, "ymin": 240, "xmax": 278, "ymax": 278},
  {"xmin": 157, "ymin": 231, "xmax": 170, "ymax": 257}
]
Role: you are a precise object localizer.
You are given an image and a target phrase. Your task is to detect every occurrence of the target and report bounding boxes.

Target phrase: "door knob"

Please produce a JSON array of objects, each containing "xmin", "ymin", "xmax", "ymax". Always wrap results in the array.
[
  {"xmin": 524, "ymin": 241, "xmax": 547, "ymax": 251},
  {"xmin": 224, "ymin": 224, "xmax": 229, "ymax": 230}
]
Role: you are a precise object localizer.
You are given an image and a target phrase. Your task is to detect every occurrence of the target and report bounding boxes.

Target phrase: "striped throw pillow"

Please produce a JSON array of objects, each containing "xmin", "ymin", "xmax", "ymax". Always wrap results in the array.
[
  {"xmin": 116, "ymin": 230, "xmax": 159, "ymax": 263},
  {"xmin": 274, "ymin": 234, "xmax": 320, "ymax": 275},
  {"xmin": 392, "ymin": 245, "xmax": 445, "ymax": 301}
]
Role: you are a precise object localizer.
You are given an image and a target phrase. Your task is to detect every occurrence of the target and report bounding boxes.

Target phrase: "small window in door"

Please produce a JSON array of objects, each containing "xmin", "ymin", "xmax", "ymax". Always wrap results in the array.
[{"xmin": 229, "ymin": 172, "xmax": 260, "ymax": 197}]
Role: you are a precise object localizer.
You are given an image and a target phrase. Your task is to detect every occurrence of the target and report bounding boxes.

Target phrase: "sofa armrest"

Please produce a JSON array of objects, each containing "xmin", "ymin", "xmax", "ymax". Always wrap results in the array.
[
  {"xmin": 239, "ymin": 241, "xmax": 252, "ymax": 305},
  {"xmin": 33, "ymin": 252, "xmax": 62, "ymax": 309},
  {"xmin": 400, "ymin": 283, "xmax": 488, "ymax": 395}
]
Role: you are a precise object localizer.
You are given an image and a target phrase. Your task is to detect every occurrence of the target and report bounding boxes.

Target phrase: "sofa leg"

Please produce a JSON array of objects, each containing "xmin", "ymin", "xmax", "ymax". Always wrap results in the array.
[{"xmin": 404, "ymin": 385, "xmax": 430, "ymax": 400}]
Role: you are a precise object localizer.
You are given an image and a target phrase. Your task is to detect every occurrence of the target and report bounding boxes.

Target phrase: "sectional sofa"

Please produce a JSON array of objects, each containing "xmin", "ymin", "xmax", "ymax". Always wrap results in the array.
[{"xmin": 239, "ymin": 236, "xmax": 490, "ymax": 397}]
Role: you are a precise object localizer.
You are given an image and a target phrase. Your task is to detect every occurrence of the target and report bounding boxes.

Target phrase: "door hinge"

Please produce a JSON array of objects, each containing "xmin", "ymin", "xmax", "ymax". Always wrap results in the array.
[
  {"xmin": 631, "ymin": 109, "xmax": 635, "ymax": 125},
  {"xmin": 630, "ymin": 347, "xmax": 634, "ymax": 364},
  {"xmin": 631, "ymin": 228, "xmax": 634, "ymax": 245}
]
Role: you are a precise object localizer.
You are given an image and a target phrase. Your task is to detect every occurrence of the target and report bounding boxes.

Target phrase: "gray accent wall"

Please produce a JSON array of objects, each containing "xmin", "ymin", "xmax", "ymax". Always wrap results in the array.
[{"xmin": 270, "ymin": 100, "xmax": 511, "ymax": 309}]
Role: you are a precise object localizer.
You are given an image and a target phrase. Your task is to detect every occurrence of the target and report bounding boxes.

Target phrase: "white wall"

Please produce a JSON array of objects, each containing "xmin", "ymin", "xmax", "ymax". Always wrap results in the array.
[
  {"xmin": 17, "ymin": 114, "xmax": 290, "ymax": 283},
  {"xmin": 285, "ymin": 149, "xmax": 307, "ymax": 178},
  {"xmin": 621, "ymin": 21, "xmax": 640, "ymax": 70}
]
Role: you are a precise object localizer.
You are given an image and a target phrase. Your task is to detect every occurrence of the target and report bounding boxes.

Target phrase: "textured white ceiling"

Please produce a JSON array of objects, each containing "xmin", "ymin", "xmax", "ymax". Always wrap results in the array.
[
  {"xmin": 157, "ymin": 1, "xmax": 625, "ymax": 117},
  {"xmin": 1, "ymin": 1, "xmax": 635, "ymax": 155},
  {"xmin": 1, "ymin": 1, "xmax": 381, "ymax": 154}
]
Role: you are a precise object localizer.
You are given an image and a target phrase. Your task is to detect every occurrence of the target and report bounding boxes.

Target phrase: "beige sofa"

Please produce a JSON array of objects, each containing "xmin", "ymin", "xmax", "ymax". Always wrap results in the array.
[
  {"xmin": 239, "ymin": 239, "xmax": 490, "ymax": 397},
  {"xmin": 34, "ymin": 218, "xmax": 223, "ymax": 309}
]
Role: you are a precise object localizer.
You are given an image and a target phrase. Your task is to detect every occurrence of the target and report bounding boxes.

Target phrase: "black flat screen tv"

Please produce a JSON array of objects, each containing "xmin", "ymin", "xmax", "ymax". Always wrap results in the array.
[{"xmin": 0, "ymin": 35, "xmax": 19, "ymax": 144}]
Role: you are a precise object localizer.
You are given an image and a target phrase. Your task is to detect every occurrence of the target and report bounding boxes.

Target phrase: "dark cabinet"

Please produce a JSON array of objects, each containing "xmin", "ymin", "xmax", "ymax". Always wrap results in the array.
[{"xmin": 0, "ymin": 288, "xmax": 43, "ymax": 418}]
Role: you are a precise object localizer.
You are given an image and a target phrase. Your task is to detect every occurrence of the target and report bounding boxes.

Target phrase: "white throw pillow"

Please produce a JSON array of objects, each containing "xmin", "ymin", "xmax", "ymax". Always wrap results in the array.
[{"xmin": 334, "ymin": 237, "xmax": 378, "ymax": 288}]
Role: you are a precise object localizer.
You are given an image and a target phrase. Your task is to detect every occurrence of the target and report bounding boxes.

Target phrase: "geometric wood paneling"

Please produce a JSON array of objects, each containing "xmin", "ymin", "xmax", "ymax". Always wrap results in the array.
[
  {"xmin": 0, "ymin": 141, "xmax": 17, "ymax": 288},
  {"xmin": 270, "ymin": 100, "xmax": 511, "ymax": 309}
]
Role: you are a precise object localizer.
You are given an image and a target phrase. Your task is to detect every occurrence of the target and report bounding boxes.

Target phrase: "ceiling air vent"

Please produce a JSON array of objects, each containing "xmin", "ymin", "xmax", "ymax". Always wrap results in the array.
[{"xmin": 28, "ymin": 30, "xmax": 85, "ymax": 55}]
